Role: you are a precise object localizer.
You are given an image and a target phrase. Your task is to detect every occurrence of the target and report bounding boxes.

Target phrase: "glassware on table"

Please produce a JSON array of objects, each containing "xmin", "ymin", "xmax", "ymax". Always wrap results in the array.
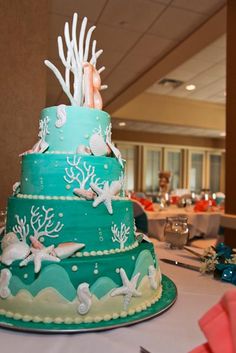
[{"xmin": 164, "ymin": 216, "xmax": 189, "ymax": 249}]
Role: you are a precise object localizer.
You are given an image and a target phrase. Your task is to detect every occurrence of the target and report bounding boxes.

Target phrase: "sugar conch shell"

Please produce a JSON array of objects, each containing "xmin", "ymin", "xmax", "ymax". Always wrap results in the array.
[
  {"xmin": 89, "ymin": 133, "xmax": 109, "ymax": 156},
  {"xmin": 0, "ymin": 242, "xmax": 30, "ymax": 266},
  {"xmin": 1, "ymin": 232, "xmax": 20, "ymax": 250},
  {"xmin": 54, "ymin": 242, "xmax": 85, "ymax": 259},
  {"xmin": 30, "ymin": 235, "xmax": 44, "ymax": 249},
  {"xmin": 73, "ymin": 188, "xmax": 95, "ymax": 200}
]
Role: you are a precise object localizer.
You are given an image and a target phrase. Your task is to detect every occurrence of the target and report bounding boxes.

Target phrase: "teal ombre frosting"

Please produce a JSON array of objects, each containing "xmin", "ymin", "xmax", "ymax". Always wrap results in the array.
[
  {"xmin": 41, "ymin": 106, "xmax": 110, "ymax": 153},
  {"xmin": 20, "ymin": 154, "xmax": 124, "ymax": 196},
  {"xmin": 6, "ymin": 196, "xmax": 135, "ymax": 252}
]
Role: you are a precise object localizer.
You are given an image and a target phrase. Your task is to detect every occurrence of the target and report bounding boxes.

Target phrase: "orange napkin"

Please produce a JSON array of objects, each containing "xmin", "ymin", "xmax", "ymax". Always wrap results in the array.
[{"xmin": 189, "ymin": 289, "xmax": 236, "ymax": 353}]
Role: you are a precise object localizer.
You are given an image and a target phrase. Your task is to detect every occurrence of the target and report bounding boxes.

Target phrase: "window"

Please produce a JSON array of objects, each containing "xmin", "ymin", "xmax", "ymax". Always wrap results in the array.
[
  {"xmin": 116, "ymin": 144, "xmax": 135, "ymax": 191},
  {"xmin": 145, "ymin": 149, "xmax": 161, "ymax": 192},
  {"xmin": 209, "ymin": 154, "xmax": 222, "ymax": 192},
  {"xmin": 165, "ymin": 149, "xmax": 182, "ymax": 190},
  {"xmin": 189, "ymin": 151, "xmax": 204, "ymax": 193}
]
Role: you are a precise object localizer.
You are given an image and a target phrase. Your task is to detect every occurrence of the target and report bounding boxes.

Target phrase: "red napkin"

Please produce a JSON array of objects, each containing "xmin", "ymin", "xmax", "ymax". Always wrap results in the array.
[
  {"xmin": 131, "ymin": 196, "xmax": 154, "ymax": 211},
  {"xmin": 194, "ymin": 199, "xmax": 217, "ymax": 212},
  {"xmin": 189, "ymin": 289, "xmax": 236, "ymax": 353}
]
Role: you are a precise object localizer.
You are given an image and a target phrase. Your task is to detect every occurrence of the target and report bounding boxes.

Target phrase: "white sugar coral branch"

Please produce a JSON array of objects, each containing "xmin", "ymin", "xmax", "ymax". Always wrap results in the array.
[
  {"xmin": 111, "ymin": 223, "xmax": 130, "ymax": 249},
  {"xmin": 101, "ymin": 85, "xmax": 108, "ymax": 90},
  {"xmin": 84, "ymin": 26, "xmax": 96, "ymax": 62},
  {"xmin": 13, "ymin": 216, "xmax": 29, "ymax": 242},
  {"xmin": 44, "ymin": 60, "xmax": 76, "ymax": 105},
  {"xmin": 64, "ymin": 21, "xmax": 81, "ymax": 105},
  {"xmin": 72, "ymin": 13, "xmax": 80, "ymax": 65},
  {"xmin": 90, "ymin": 48, "xmax": 103, "ymax": 67},
  {"xmin": 98, "ymin": 66, "xmax": 105, "ymax": 74},
  {"xmin": 79, "ymin": 16, "xmax": 88, "ymax": 63},
  {"xmin": 30, "ymin": 206, "xmax": 63, "ymax": 240},
  {"xmin": 64, "ymin": 156, "xmax": 104, "ymax": 189},
  {"xmin": 44, "ymin": 12, "xmax": 105, "ymax": 107}
]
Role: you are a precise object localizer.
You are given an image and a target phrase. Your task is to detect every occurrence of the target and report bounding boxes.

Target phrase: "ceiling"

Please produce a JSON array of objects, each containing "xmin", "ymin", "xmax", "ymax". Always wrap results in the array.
[
  {"xmin": 47, "ymin": 0, "xmax": 226, "ymax": 137},
  {"xmin": 147, "ymin": 34, "xmax": 226, "ymax": 104}
]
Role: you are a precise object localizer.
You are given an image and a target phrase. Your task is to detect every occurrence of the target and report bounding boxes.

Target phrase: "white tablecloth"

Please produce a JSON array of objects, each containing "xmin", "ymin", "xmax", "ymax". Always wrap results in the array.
[
  {"xmin": 0, "ymin": 240, "xmax": 234, "ymax": 353},
  {"xmin": 147, "ymin": 206, "xmax": 222, "ymax": 240}
]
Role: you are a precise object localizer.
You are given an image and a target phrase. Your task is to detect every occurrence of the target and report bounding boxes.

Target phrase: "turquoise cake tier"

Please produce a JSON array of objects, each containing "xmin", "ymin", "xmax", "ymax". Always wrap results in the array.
[
  {"xmin": 20, "ymin": 153, "xmax": 124, "ymax": 197},
  {"xmin": 6, "ymin": 196, "xmax": 136, "ymax": 253},
  {"xmin": 0, "ymin": 241, "xmax": 162, "ymax": 324},
  {"xmin": 41, "ymin": 106, "xmax": 110, "ymax": 153}
]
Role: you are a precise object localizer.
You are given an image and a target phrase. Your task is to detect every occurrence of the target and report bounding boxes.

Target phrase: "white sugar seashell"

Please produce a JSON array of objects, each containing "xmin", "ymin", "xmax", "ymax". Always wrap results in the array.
[
  {"xmin": 12, "ymin": 182, "xmax": 21, "ymax": 196},
  {"xmin": 106, "ymin": 140, "xmax": 123, "ymax": 167},
  {"xmin": 38, "ymin": 140, "xmax": 49, "ymax": 153},
  {"xmin": 20, "ymin": 139, "xmax": 49, "ymax": 156},
  {"xmin": 55, "ymin": 104, "xmax": 67, "ymax": 128},
  {"xmin": 110, "ymin": 180, "xmax": 122, "ymax": 195},
  {"xmin": 54, "ymin": 242, "xmax": 85, "ymax": 259},
  {"xmin": 77, "ymin": 283, "xmax": 92, "ymax": 315},
  {"xmin": 76, "ymin": 145, "xmax": 92, "ymax": 155},
  {"xmin": 1, "ymin": 232, "xmax": 20, "ymax": 250},
  {"xmin": 0, "ymin": 242, "xmax": 30, "ymax": 266},
  {"xmin": 89, "ymin": 133, "xmax": 109, "ymax": 156}
]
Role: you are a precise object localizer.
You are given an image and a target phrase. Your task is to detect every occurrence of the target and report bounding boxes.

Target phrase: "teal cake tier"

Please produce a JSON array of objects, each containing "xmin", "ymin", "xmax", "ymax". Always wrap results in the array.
[
  {"xmin": 20, "ymin": 154, "xmax": 124, "ymax": 197},
  {"xmin": 0, "ymin": 241, "xmax": 162, "ymax": 324},
  {"xmin": 6, "ymin": 197, "xmax": 136, "ymax": 253},
  {"xmin": 41, "ymin": 106, "xmax": 110, "ymax": 153}
]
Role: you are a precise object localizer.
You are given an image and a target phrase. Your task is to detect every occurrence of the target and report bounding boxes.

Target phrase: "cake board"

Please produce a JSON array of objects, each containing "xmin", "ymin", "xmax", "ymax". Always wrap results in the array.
[{"xmin": 0, "ymin": 275, "xmax": 177, "ymax": 333}]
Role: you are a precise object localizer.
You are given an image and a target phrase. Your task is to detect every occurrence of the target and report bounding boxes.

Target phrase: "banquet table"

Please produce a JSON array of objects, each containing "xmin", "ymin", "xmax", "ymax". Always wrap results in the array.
[
  {"xmin": 147, "ymin": 205, "xmax": 222, "ymax": 241},
  {"xmin": 0, "ymin": 239, "xmax": 234, "ymax": 353}
]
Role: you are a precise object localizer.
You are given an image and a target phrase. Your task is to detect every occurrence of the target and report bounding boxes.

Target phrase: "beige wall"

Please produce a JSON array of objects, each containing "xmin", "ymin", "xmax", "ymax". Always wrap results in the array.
[
  {"xmin": 113, "ymin": 129, "xmax": 225, "ymax": 149},
  {"xmin": 113, "ymin": 93, "xmax": 225, "ymax": 131},
  {"xmin": 0, "ymin": 1, "xmax": 48, "ymax": 209}
]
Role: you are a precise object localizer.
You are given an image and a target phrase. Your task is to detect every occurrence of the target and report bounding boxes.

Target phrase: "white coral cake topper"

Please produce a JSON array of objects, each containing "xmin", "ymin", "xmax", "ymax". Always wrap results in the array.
[{"xmin": 45, "ymin": 13, "xmax": 107, "ymax": 108}]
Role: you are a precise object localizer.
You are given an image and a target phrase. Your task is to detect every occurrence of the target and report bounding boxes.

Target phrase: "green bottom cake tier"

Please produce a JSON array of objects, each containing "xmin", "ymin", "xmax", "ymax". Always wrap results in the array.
[{"xmin": 0, "ymin": 241, "xmax": 165, "ymax": 326}]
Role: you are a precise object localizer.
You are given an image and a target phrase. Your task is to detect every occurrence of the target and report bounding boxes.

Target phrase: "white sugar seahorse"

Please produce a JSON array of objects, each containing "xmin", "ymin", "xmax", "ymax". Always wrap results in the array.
[
  {"xmin": 77, "ymin": 283, "xmax": 92, "ymax": 315},
  {"xmin": 0, "ymin": 269, "xmax": 12, "ymax": 298},
  {"xmin": 148, "ymin": 265, "xmax": 158, "ymax": 289},
  {"xmin": 55, "ymin": 104, "xmax": 67, "ymax": 128}
]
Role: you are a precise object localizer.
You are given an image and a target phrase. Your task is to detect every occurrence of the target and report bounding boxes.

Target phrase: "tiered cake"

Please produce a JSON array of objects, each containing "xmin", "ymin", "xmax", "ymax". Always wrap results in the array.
[{"xmin": 0, "ymin": 13, "xmax": 166, "ymax": 330}]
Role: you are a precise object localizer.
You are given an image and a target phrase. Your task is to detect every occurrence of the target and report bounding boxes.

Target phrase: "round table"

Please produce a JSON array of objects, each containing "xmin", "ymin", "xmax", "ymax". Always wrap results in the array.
[{"xmin": 147, "ymin": 205, "xmax": 222, "ymax": 240}]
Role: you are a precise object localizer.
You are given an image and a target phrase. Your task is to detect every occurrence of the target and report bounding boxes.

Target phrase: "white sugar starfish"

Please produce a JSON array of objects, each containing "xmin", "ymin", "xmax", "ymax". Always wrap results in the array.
[
  {"xmin": 110, "ymin": 268, "xmax": 141, "ymax": 310},
  {"xmin": 90, "ymin": 181, "xmax": 121, "ymax": 214},
  {"xmin": 20, "ymin": 245, "xmax": 60, "ymax": 273}
]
